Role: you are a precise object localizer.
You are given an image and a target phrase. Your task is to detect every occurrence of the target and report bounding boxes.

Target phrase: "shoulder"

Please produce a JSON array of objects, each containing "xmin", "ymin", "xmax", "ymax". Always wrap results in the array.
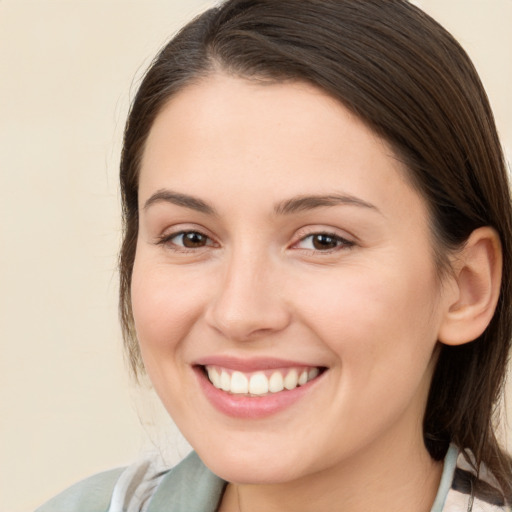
[
  {"xmin": 443, "ymin": 447, "xmax": 510, "ymax": 512},
  {"xmin": 35, "ymin": 467, "xmax": 125, "ymax": 512},
  {"xmin": 142, "ymin": 451, "xmax": 226, "ymax": 512},
  {"xmin": 35, "ymin": 452, "xmax": 226, "ymax": 512}
]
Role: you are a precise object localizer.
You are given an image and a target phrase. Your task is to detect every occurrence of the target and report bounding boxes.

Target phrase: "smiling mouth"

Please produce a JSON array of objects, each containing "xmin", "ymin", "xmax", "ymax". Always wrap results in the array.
[{"xmin": 201, "ymin": 365, "xmax": 325, "ymax": 396}]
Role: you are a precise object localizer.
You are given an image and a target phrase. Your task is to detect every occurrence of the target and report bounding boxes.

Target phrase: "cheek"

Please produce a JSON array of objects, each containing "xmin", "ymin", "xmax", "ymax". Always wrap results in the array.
[
  {"xmin": 294, "ymin": 262, "xmax": 442, "ymax": 382},
  {"xmin": 130, "ymin": 256, "xmax": 207, "ymax": 358},
  {"xmin": 130, "ymin": 255, "xmax": 214, "ymax": 419}
]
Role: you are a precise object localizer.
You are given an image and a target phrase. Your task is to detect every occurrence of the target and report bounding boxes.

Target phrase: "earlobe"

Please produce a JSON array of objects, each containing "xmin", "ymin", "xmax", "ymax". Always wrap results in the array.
[{"xmin": 438, "ymin": 227, "xmax": 502, "ymax": 346}]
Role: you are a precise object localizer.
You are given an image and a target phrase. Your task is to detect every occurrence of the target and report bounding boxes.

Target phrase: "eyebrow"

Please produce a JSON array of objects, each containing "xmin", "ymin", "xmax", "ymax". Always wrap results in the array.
[
  {"xmin": 143, "ymin": 189, "xmax": 217, "ymax": 215},
  {"xmin": 143, "ymin": 189, "xmax": 380, "ymax": 216},
  {"xmin": 274, "ymin": 194, "xmax": 380, "ymax": 215}
]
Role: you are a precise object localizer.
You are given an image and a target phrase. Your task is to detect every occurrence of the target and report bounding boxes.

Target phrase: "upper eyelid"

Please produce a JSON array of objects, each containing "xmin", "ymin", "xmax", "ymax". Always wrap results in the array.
[
  {"xmin": 156, "ymin": 228, "xmax": 217, "ymax": 248},
  {"xmin": 158, "ymin": 224, "xmax": 214, "ymax": 239},
  {"xmin": 154, "ymin": 224, "xmax": 356, "ymax": 247},
  {"xmin": 292, "ymin": 232, "xmax": 354, "ymax": 248},
  {"xmin": 298, "ymin": 231, "xmax": 350, "ymax": 240},
  {"xmin": 293, "ymin": 226, "xmax": 356, "ymax": 243}
]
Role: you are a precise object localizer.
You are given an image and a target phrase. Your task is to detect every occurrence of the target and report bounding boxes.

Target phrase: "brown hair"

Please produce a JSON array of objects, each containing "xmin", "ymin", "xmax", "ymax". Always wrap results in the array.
[{"xmin": 119, "ymin": 0, "xmax": 512, "ymax": 501}]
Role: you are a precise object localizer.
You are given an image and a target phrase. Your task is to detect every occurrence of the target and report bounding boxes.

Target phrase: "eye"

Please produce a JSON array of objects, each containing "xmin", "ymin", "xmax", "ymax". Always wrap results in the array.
[
  {"xmin": 158, "ymin": 230, "xmax": 215, "ymax": 250},
  {"xmin": 295, "ymin": 233, "xmax": 354, "ymax": 251}
]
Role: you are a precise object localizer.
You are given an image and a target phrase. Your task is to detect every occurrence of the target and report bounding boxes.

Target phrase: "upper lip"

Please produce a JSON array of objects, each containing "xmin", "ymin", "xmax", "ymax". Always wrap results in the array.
[{"xmin": 194, "ymin": 355, "xmax": 326, "ymax": 372}]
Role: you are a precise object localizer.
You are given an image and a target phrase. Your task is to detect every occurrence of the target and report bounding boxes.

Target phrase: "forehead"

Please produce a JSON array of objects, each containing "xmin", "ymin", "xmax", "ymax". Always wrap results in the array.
[{"xmin": 139, "ymin": 73, "xmax": 425, "ymax": 224}]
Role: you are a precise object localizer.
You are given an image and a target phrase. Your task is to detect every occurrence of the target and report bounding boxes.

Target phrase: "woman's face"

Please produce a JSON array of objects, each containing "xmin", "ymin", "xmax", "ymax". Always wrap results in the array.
[{"xmin": 132, "ymin": 74, "xmax": 452, "ymax": 484}]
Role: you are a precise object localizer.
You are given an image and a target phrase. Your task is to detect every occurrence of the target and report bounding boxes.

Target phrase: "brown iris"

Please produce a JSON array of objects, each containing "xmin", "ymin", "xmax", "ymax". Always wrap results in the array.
[
  {"xmin": 182, "ymin": 232, "xmax": 209, "ymax": 248},
  {"xmin": 311, "ymin": 234, "xmax": 339, "ymax": 250}
]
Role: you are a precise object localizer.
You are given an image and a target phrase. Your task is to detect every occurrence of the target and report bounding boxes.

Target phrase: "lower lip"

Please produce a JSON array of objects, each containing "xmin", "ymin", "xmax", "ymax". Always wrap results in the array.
[{"xmin": 194, "ymin": 367, "xmax": 324, "ymax": 419}]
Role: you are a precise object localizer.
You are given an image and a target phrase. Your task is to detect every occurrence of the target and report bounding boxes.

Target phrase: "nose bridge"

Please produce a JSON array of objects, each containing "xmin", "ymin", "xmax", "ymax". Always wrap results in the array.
[{"xmin": 206, "ymin": 242, "xmax": 290, "ymax": 341}]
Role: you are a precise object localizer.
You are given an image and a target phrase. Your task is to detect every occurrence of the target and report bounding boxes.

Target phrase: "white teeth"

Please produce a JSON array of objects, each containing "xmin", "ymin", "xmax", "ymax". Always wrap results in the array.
[
  {"xmin": 209, "ymin": 367, "xmax": 221, "ymax": 388},
  {"xmin": 268, "ymin": 371, "xmax": 284, "ymax": 393},
  {"xmin": 284, "ymin": 369, "xmax": 299, "ymax": 390},
  {"xmin": 249, "ymin": 373, "xmax": 269, "ymax": 395},
  {"xmin": 205, "ymin": 366, "xmax": 322, "ymax": 395},
  {"xmin": 308, "ymin": 368, "xmax": 320, "ymax": 380},
  {"xmin": 231, "ymin": 371, "xmax": 249, "ymax": 394},
  {"xmin": 220, "ymin": 370, "xmax": 231, "ymax": 392}
]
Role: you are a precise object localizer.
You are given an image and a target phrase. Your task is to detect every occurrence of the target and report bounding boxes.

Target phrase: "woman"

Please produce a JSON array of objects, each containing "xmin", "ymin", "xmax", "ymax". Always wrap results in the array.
[{"xmin": 38, "ymin": 0, "xmax": 512, "ymax": 511}]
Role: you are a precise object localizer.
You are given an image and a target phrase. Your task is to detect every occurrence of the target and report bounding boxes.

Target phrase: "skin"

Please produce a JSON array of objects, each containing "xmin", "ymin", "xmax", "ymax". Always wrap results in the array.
[{"xmin": 131, "ymin": 74, "xmax": 461, "ymax": 512}]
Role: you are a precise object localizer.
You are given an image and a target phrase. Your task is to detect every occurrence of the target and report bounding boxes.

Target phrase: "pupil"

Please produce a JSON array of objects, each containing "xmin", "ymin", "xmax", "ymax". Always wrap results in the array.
[
  {"xmin": 313, "ymin": 234, "xmax": 337, "ymax": 250},
  {"xmin": 183, "ymin": 232, "xmax": 206, "ymax": 248}
]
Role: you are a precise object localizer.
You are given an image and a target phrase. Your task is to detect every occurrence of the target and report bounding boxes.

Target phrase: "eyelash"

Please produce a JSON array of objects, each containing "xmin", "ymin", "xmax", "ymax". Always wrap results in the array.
[
  {"xmin": 156, "ymin": 229, "xmax": 354, "ymax": 254},
  {"xmin": 156, "ymin": 230, "xmax": 217, "ymax": 252},
  {"xmin": 293, "ymin": 232, "xmax": 355, "ymax": 252}
]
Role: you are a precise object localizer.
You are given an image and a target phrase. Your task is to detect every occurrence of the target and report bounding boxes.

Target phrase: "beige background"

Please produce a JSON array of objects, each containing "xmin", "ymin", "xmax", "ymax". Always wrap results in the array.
[{"xmin": 1, "ymin": 1, "xmax": 511, "ymax": 511}]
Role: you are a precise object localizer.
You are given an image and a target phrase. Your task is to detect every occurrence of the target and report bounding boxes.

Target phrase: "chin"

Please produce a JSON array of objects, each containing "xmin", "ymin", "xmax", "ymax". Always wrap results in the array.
[{"xmin": 196, "ymin": 444, "xmax": 308, "ymax": 485}]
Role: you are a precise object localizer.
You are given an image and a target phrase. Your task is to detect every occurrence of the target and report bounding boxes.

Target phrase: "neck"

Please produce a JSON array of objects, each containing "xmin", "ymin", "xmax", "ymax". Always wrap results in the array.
[{"xmin": 220, "ymin": 430, "xmax": 443, "ymax": 512}]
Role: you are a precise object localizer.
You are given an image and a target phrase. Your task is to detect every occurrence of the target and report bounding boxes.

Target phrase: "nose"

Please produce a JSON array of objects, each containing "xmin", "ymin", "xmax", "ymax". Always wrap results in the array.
[{"xmin": 204, "ymin": 250, "xmax": 291, "ymax": 342}]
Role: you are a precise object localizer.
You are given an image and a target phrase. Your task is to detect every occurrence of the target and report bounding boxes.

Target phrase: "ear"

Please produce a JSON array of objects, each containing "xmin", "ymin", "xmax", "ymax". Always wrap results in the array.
[{"xmin": 438, "ymin": 227, "xmax": 502, "ymax": 346}]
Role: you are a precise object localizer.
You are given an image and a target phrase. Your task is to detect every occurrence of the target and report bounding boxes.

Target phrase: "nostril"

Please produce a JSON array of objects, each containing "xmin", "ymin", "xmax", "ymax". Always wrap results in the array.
[{"xmin": 205, "ymin": 297, "xmax": 292, "ymax": 342}]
